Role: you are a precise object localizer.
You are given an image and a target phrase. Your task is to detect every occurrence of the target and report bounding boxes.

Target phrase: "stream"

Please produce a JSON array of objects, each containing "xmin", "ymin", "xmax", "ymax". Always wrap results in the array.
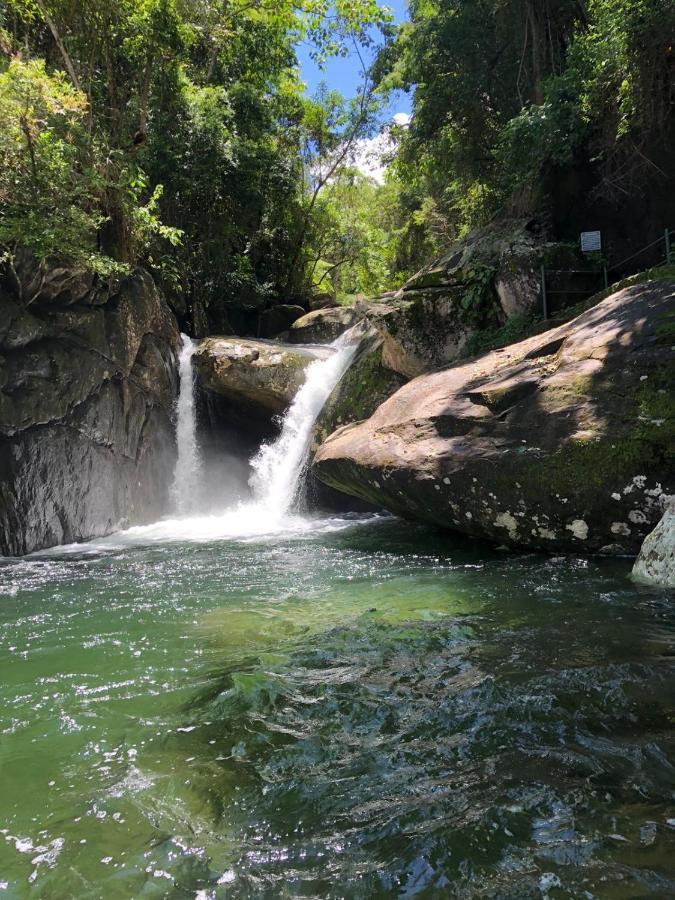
[{"xmin": 0, "ymin": 337, "xmax": 673, "ymax": 898}]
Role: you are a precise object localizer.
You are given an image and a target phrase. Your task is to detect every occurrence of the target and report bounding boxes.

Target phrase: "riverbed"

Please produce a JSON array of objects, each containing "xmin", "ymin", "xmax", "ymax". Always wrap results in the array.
[{"xmin": 0, "ymin": 516, "xmax": 673, "ymax": 898}]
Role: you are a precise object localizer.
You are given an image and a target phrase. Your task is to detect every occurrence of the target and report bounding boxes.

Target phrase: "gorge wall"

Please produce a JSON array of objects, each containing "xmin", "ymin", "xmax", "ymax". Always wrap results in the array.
[{"xmin": 0, "ymin": 256, "xmax": 179, "ymax": 555}]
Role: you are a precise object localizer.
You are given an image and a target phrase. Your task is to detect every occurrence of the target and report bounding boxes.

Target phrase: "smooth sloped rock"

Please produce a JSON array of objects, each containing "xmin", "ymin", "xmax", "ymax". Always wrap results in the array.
[
  {"xmin": 314, "ymin": 280, "xmax": 675, "ymax": 555},
  {"xmin": 632, "ymin": 503, "xmax": 675, "ymax": 587},
  {"xmin": 287, "ymin": 307, "xmax": 358, "ymax": 344},
  {"xmin": 0, "ymin": 264, "xmax": 179, "ymax": 556},
  {"xmin": 194, "ymin": 336, "xmax": 331, "ymax": 416}
]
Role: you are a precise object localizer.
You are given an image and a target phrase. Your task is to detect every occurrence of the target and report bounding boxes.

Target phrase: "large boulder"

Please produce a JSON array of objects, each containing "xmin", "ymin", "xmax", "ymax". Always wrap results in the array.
[
  {"xmin": 0, "ymin": 261, "xmax": 179, "ymax": 556},
  {"xmin": 194, "ymin": 336, "xmax": 331, "ymax": 417},
  {"xmin": 632, "ymin": 502, "xmax": 675, "ymax": 587},
  {"xmin": 314, "ymin": 280, "xmax": 675, "ymax": 555},
  {"xmin": 287, "ymin": 307, "xmax": 358, "ymax": 345}
]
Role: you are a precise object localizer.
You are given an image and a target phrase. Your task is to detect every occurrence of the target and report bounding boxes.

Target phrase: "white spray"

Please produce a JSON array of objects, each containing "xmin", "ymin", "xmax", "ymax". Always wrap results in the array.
[{"xmin": 171, "ymin": 334, "xmax": 202, "ymax": 515}]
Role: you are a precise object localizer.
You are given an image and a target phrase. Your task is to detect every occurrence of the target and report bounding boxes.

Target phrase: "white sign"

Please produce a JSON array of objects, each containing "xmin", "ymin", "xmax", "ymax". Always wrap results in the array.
[{"xmin": 580, "ymin": 231, "xmax": 602, "ymax": 253}]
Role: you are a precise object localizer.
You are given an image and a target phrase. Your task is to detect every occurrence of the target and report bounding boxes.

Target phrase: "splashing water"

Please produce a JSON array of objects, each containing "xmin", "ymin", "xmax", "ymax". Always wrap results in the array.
[
  {"xmin": 249, "ymin": 333, "xmax": 358, "ymax": 516},
  {"xmin": 104, "ymin": 330, "xmax": 360, "ymax": 546},
  {"xmin": 170, "ymin": 334, "xmax": 201, "ymax": 515}
]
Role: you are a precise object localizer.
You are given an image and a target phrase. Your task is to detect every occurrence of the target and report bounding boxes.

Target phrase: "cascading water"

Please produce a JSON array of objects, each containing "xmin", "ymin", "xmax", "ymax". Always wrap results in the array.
[
  {"xmin": 171, "ymin": 334, "xmax": 202, "ymax": 516},
  {"xmin": 249, "ymin": 332, "xmax": 358, "ymax": 517},
  {"xmin": 103, "ymin": 329, "xmax": 360, "ymax": 545}
]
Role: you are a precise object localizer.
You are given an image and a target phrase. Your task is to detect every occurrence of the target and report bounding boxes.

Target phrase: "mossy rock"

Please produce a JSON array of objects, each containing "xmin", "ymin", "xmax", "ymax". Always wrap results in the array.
[
  {"xmin": 194, "ymin": 336, "xmax": 331, "ymax": 416},
  {"xmin": 314, "ymin": 279, "xmax": 675, "ymax": 556},
  {"xmin": 313, "ymin": 337, "xmax": 408, "ymax": 447}
]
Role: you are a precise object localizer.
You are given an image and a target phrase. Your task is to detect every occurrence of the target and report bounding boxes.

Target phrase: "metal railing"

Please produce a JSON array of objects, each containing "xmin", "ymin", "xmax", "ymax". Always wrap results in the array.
[{"xmin": 540, "ymin": 227, "xmax": 673, "ymax": 319}]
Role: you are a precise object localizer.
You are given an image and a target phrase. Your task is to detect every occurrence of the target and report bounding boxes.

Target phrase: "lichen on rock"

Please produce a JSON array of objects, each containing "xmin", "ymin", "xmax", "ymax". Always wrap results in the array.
[
  {"xmin": 632, "ymin": 501, "xmax": 675, "ymax": 588},
  {"xmin": 313, "ymin": 279, "xmax": 675, "ymax": 555}
]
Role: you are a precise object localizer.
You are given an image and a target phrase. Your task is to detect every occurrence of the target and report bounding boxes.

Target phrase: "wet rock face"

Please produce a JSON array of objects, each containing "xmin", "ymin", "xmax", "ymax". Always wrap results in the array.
[
  {"xmin": 312, "ymin": 329, "xmax": 407, "ymax": 448},
  {"xmin": 0, "ymin": 262, "xmax": 180, "ymax": 556},
  {"xmin": 314, "ymin": 280, "xmax": 675, "ymax": 555},
  {"xmin": 632, "ymin": 503, "xmax": 675, "ymax": 587},
  {"xmin": 194, "ymin": 336, "xmax": 331, "ymax": 417}
]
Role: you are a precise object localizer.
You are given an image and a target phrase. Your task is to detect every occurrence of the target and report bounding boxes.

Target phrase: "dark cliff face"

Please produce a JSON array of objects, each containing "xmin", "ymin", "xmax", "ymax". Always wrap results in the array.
[{"xmin": 0, "ymin": 255, "xmax": 180, "ymax": 556}]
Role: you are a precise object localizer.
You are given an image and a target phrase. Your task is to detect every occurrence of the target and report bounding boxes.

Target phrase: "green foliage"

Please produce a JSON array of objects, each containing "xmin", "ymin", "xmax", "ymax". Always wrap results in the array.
[
  {"xmin": 0, "ymin": 57, "xmax": 115, "ymax": 271},
  {"xmin": 458, "ymin": 264, "xmax": 496, "ymax": 325},
  {"xmin": 0, "ymin": 0, "xmax": 389, "ymax": 326},
  {"xmin": 377, "ymin": 0, "xmax": 675, "ymax": 266}
]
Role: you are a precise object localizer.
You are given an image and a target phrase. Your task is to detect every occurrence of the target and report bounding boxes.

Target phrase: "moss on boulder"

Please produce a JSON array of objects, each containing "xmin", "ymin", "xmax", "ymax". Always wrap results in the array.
[{"xmin": 313, "ymin": 279, "xmax": 675, "ymax": 555}]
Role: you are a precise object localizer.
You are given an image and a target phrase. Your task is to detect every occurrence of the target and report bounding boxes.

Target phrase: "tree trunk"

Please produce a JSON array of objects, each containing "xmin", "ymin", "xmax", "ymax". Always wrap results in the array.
[{"xmin": 34, "ymin": 0, "xmax": 82, "ymax": 92}]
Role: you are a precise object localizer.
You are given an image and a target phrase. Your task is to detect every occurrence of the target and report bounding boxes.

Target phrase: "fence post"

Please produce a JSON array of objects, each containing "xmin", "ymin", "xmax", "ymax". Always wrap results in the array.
[
  {"xmin": 666, "ymin": 228, "xmax": 672, "ymax": 265},
  {"xmin": 540, "ymin": 265, "xmax": 548, "ymax": 320},
  {"xmin": 602, "ymin": 265, "xmax": 608, "ymax": 290}
]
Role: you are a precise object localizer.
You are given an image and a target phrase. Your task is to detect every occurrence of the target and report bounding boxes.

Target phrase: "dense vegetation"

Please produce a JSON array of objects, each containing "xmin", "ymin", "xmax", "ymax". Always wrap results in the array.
[
  {"xmin": 0, "ymin": 0, "xmax": 388, "ymax": 331},
  {"xmin": 0, "ymin": 0, "xmax": 673, "ymax": 331},
  {"xmin": 377, "ymin": 0, "xmax": 675, "ymax": 269}
]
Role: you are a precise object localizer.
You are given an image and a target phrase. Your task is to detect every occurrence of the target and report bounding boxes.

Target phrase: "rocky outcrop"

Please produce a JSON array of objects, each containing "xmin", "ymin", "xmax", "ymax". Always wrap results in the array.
[
  {"xmin": 287, "ymin": 307, "xmax": 358, "ymax": 344},
  {"xmin": 314, "ymin": 280, "xmax": 675, "ymax": 555},
  {"xmin": 632, "ymin": 502, "xmax": 675, "ymax": 587},
  {"xmin": 309, "ymin": 292, "xmax": 338, "ymax": 311},
  {"xmin": 194, "ymin": 336, "xmax": 331, "ymax": 417},
  {"xmin": 0, "ymin": 256, "xmax": 179, "ymax": 556},
  {"xmin": 353, "ymin": 220, "xmax": 587, "ymax": 378}
]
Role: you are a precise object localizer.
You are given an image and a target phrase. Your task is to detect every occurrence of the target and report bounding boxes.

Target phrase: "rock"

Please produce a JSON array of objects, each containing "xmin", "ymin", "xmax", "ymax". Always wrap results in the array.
[
  {"xmin": 0, "ymin": 264, "xmax": 179, "ymax": 556},
  {"xmin": 632, "ymin": 502, "xmax": 675, "ymax": 587},
  {"xmin": 309, "ymin": 292, "xmax": 338, "ymax": 311},
  {"xmin": 194, "ymin": 336, "xmax": 331, "ymax": 417},
  {"xmin": 355, "ymin": 292, "xmax": 472, "ymax": 378},
  {"xmin": 353, "ymin": 220, "xmax": 589, "ymax": 378},
  {"xmin": 314, "ymin": 280, "xmax": 675, "ymax": 555},
  {"xmin": 313, "ymin": 329, "xmax": 408, "ymax": 448},
  {"xmin": 258, "ymin": 304, "xmax": 306, "ymax": 338},
  {"xmin": 287, "ymin": 307, "xmax": 358, "ymax": 344},
  {"xmin": 10, "ymin": 247, "xmax": 97, "ymax": 306}
]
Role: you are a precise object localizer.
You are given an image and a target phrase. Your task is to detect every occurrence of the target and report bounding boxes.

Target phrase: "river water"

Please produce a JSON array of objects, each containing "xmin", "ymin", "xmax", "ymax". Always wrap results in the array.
[
  {"xmin": 0, "ymin": 340, "xmax": 673, "ymax": 898},
  {"xmin": 0, "ymin": 524, "xmax": 673, "ymax": 898}
]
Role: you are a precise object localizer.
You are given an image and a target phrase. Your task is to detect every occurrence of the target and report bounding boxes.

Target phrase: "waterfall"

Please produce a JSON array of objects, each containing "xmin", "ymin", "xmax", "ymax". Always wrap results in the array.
[
  {"xmin": 249, "ymin": 333, "xmax": 358, "ymax": 516},
  {"xmin": 171, "ymin": 334, "xmax": 201, "ymax": 515},
  {"xmin": 113, "ymin": 329, "xmax": 360, "ymax": 544}
]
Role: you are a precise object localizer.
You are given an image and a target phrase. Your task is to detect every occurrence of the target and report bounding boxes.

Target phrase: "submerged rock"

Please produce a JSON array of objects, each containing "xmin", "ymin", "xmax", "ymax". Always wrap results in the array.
[
  {"xmin": 313, "ymin": 280, "xmax": 675, "ymax": 555},
  {"xmin": 0, "ymin": 261, "xmax": 179, "ymax": 556},
  {"xmin": 194, "ymin": 336, "xmax": 331, "ymax": 417},
  {"xmin": 287, "ymin": 307, "xmax": 358, "ymax": 344},
  {"xmin": 632, "ymin": 503, "xmax": 675, "ymax": 587}
]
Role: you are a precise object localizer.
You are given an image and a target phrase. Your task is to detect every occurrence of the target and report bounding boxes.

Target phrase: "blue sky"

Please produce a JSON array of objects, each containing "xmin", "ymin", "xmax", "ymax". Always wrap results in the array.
[{"xmin": 295, "ymin": 0, "xmax": 412, "ymax": 122}]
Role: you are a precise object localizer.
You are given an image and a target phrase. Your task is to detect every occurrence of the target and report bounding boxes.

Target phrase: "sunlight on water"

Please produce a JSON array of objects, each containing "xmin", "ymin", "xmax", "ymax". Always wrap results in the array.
[
  {"xmin": 1, "ymin": 520, "xmax": 674, "ymax": 898},
  {"xmin": 2, "ymin": 335, "xmax": 674, "ymax": 898}
]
